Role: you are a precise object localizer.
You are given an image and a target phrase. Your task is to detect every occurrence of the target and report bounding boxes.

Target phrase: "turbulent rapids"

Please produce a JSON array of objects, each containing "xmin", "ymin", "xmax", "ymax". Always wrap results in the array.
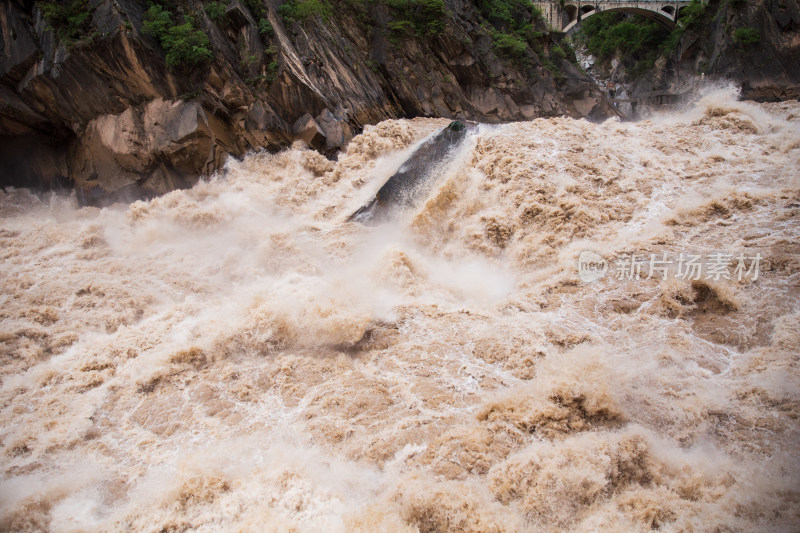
[
  {"xmin": 1, "ymin": 88, "xmax": 799, "ymax": 532},
  {"xmin": 350, "ymin": 120, "xmax": 474, "ymax": 223}
]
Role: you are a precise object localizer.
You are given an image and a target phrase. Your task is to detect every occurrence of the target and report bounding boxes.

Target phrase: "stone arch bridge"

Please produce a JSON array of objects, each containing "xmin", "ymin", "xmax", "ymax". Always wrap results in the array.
[{"xmin": 535, "ymin": 1, "xmax": 695, "ymax": 33}]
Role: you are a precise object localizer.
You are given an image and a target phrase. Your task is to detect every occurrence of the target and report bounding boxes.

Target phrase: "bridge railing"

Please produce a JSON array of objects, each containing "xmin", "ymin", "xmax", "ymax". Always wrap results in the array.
[{"xmin": 551, "ymin": 0, "xmax": 690, "ymax": 3}]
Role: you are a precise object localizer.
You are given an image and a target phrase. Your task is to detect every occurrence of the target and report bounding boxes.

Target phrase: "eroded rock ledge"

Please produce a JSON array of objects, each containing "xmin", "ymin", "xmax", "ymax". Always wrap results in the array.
[{"xmin": 0, "ymin": 0, "xmax": 603, "ymax": 203}]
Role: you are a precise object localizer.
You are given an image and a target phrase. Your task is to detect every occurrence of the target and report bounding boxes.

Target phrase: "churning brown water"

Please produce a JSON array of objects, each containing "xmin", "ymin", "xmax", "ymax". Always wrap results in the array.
[{"xmin": 1, "ymin": 88, "xmax": 799, "ymax": 532}]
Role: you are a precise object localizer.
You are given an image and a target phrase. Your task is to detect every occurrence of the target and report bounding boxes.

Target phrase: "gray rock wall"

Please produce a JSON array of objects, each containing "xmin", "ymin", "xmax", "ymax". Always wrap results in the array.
[{"xmin": 0, "ymin": 0, "xmax": 600, "ymax": 203}]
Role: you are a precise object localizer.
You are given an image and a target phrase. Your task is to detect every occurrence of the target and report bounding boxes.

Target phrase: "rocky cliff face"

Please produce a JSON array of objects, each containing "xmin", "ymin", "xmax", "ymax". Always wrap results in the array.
[
  {"xmin": 0, "ymin": 0, "xmax": 600, "ymax": 203},
  {"xmin": 632, "ymin": 0, "xmax": 800, "ymax": 100},
  {"xmin": 692, "ymin": 0, "xmax": 800, "ymax": 101}
]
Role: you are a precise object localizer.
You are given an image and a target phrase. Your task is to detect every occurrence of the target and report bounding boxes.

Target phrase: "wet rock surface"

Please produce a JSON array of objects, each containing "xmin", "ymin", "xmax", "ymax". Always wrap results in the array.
[
  {"xmin": 636, "ymin": 0, "xmax": 800, "ymax": 100},
  {"xmin": 0, "ymin": 0, "xmax": 601, "ymax": 202},
  {"xmin": 350, "ymin": 120, "xmax": 474, "ymax": 223}
]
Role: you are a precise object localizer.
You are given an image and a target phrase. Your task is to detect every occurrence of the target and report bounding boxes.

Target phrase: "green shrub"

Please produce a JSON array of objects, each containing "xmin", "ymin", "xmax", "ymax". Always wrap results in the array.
[
  {"xmin": 476, "ymin": 0, "xmax": 548, "ymax": 66},
  {"xmin": 295, "ymin": 0, "xmax": 332, "ymax": 20},
  {"xmin": 277, "ymin": 2, "xmax": 292, "ymax": 21},
  {"xmin": 258, "ymin": 17, "xmax": 274, "ymax": 36},
  {"xmin": 539, "ymin": 52, "xmax": 562, "ymax": 79},
  {"xmin": 385, "ymin": 0, "xmax": 446, "ymax": 37},
  {"xmin": 733, "ymin": 27, "xmax": 760, "ymax": 47},
  {"xmin": 414, "ymin": 0, "xmax": 446, "ymax": 35},
  {"xmin": 578, "ymin": 11, "xmax": 670, "ymax": 76},
  {"xmin": 142, "ymin": 4, "xmax": 172, "ymax": 37},
  {"xmin": 491, "ymin": 30, "xmax": 529, "ymax": 63},
  {"xmin": 660, "ymin": 25, "xmax": 682, "ymax": 54},
  {"xmin": 477, "ymin": 0, "xmax": 538, "ymax": 33},
  {"xmin": 242, "ymin": 0, "xmax": 274, "ymax": 41},
  {"xmin": 161, "ymin": 19, "xmax": 213, "ymax": 68},
  {"xmin": 559, "ymin": 38, "xmax": 579, "ymax": 65},
  {"xmin": 205, "ymin": 1, "xmax": 227, "ymax": 22},
  {"xmin": 38, "ymin": 0, "xmax": 96, "ymax": 46},
  {"xmin": 531, "ymin": 4, "xmax": 544, "ymax": 24},
  {"xmin": 241, "ymin": 52, "xmax": 259, "ymax": 67},
  {"xmin": 677, "ymin": 0, "xmax": 709, "ymax": 30},
  {"xmin": 550, "ymin": 44, "xmax": 566, "ymax": 61},
  {"xmin": 245, "ymin": 0, "xmax": 267, "ymax": 19},
  {"xmin": 387, "ymin": 19, "xmax": 415, "ymax": 42},
  {"xmin": 279, "ymin": 0, "xmax": 333, "ymax": 22},
  {"xmin": 143, "ymin": 5, "xmax": 213, "ymax": 69}
]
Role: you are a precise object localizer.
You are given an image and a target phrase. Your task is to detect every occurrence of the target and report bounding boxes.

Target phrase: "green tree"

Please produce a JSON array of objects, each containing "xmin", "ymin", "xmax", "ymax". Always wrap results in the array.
[
  {"xmin": 205, "ymin": 1, "xmax": 227, "ymax": 22},
  {"xmin": 491, "ymin": 31, "xmax": 528, "ymax": 62},
  {"xmin": 578, "ymin": 12, "xmax": 671, "ymax": 76},
  {"xmin": 384, "ymin": 0, "xmax": 446, "ymax": 37},
  {"xmin": 39, "ymin": 0, "xmax": 95, "ymax": 46},
  {"xmin": 279, "ymin": 0, "xmax": 333, "ymax": 22},
  {"xmin": 732, "ymin": 27, "xmax": 760, "ymax": 47},
  {"xmin": 143, "ymin": 5, "xmax": 213, "ymax": 69},
  {"xmin": 142, "ymin": 4, "xmax": 172, "ymax": 36}
]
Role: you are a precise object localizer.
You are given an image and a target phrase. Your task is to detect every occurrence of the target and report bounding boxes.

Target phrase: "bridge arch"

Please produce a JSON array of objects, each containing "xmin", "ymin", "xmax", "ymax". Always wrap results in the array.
[
  {"xmin": 534, "ymin": 1, "xmax": 692, "ymax": 35},
  {"xmin": 561, "ymin": 3, "xmax": 679, "ymax": 34},
  {"xmin": 564, "ymin": 3, "xmax": 579, "ymax": 22}
]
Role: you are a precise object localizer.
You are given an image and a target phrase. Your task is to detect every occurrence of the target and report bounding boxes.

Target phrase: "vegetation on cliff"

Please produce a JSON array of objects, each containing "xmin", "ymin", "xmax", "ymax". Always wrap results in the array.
[
  {"xmin": 38, "ymin": 0, "xmax": 97, "ymax": 47},
  {"xmin": 278, "ymin": 0, "xmax": 335, "ymax": 22},
  {"xmin": 477, "ymin": 0, "xmax": 547, "ymax": 65},
  {"xmin": 271, "ymin": 0, "xmax": 564, "ymax": 71},
  {"xmin": 3, "ymin": 0, "xmax": 600, "ymax": 199},
  {"xmin": 577, "ymin": 12, "xmax": 671, "ymax": 77},
  {"xmin": 732, "ymin": 26, "xmax": 761, "ymax": 48},
  {"xmin": 578, "ymin": 0, "xmax": 716, "ymax": 63},
  {"xmin": 385, "ymin": 0, "xmax": 448, "ymax": 37},
  {"xmin": 88, "ymin": 0, "xmax": 571, "ymax": 81},
  {"xmin": 575, "ymin": 0, "xmax": 776, "ymax": 84},
  {"xmin": 142, "ymin": 4, "xmax": 213, "ymax": 69}
]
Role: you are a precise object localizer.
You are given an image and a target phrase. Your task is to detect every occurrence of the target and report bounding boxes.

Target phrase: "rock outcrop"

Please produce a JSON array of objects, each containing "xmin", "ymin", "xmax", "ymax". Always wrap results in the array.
[
  {"xmin": 71, "ymin": 98, "xmax": 240, "ymax": 203},
  {"xmin": 636, "ymin": 0, "xmax": 800, "ymax": 100},
  {"xmin": 350, "ymin": 119, "xmax": 473, "ymax": 223},
  {"xmin": 0, "ymin": 0, "xmax": 601, "ymax": 203},
  {"xmin": 696, "ymin": 0, "xmax": 800, "ymax": 101}
]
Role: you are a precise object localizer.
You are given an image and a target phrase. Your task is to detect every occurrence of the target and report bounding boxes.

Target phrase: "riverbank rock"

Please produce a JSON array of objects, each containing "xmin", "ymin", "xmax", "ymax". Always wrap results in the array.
[
  {"xmin": 71, "ymin": 99, "xmax": 241, "ymax": 203},
  {"xmin": 0, "ymin": 0, "xmax": 607, "ymax": 202}
]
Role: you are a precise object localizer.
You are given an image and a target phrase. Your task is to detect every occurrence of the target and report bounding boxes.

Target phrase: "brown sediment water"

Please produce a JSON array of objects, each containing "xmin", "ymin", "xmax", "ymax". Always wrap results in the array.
[{"xmin": 0, "ymin": 87, "xmax": 798, "ymax": 532}]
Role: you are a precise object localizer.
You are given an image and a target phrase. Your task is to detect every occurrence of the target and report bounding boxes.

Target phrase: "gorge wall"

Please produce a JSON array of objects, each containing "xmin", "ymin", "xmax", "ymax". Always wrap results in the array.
[
  {"xmin": 577, "ymin": 0, "xmax": 800, "ymax": 102},
  {"xmin": 668, "ymin": 0, "xmax": 800, "ymax": 101},
  {"xmin": 0, "ymin": 0, "xmax": 601, "ymax": 203}
]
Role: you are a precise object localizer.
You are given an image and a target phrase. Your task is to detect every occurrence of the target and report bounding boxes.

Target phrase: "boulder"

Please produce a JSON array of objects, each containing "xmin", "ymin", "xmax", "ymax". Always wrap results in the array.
[
  {"xmin": 292, "ymin": 113, "xmax": 327, "ymax": 151},
  {"xmin": 315, "ymin": 108, "xmax": 352, "ymax": 150},
  {"xmin": 72, "ymin": 99, "xmax": 238, "ymax": 203},
  {"xmin": 350, "ymin": 120, "xmax": 475, "ymax": 223}
]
